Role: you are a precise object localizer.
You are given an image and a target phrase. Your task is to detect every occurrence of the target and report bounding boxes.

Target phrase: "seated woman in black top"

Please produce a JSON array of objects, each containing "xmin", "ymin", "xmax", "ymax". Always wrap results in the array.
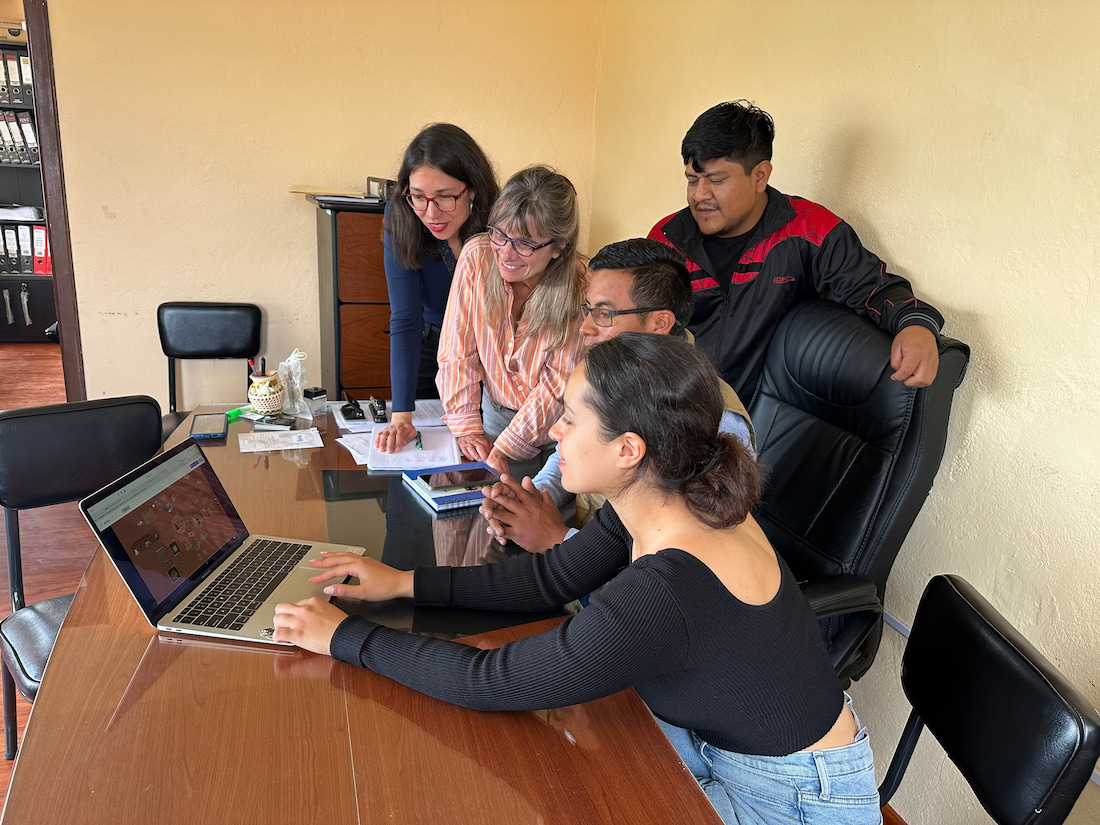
[{"xmin": 274, "ymin": 333, "xmax": 881, "ymax": 825}]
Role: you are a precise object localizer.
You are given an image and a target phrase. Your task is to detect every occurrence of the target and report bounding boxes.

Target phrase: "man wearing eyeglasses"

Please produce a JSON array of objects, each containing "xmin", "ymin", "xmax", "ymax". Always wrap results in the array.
[
  {"xmin": 648, "ymin": 100, "xmax": 944, "ymax": 405},
  {"xmin": 479, "ymin": 238, "xmax": 753, "ymax": 553}
]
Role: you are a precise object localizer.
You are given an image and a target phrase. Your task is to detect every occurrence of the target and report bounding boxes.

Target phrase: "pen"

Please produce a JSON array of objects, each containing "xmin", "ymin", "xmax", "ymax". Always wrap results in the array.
[
  {"xmin": 415, "ymin": 430, "xmax": 423, "ymax": 450},
  {"xmin": 260, "ymin": 357, "xmax": 266, "ymax": 375},
  {"xmin": 247, "ymin": 359, "xmax": 256, "ymax": 374},
  {"xmin": 226, "ymin": 404, "xmax": 254, "ymax": 419}
]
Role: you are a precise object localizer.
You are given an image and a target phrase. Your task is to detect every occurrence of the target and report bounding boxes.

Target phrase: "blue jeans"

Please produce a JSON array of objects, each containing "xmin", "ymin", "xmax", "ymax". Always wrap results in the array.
[{"xmin": 658, "ymin": 696, "xmax": 882, "ymax": 825}]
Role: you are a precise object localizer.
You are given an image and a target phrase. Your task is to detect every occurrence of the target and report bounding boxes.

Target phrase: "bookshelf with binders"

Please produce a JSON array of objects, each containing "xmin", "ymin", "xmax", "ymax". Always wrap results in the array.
[{"xmin": 0, "ymin": 34, "xmax": 55, "ymax": 343}]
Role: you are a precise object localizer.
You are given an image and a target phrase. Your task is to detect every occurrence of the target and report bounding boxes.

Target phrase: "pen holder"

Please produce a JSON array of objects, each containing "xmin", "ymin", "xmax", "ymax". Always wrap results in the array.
[{"xmin": 247, "ymin": 372, "xmax": 286, "ymax": 414}]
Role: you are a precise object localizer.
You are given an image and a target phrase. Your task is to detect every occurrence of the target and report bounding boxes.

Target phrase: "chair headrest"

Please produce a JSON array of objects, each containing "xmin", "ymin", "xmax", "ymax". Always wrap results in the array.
[
  {"xmin": 157, "ymin": 302, "xmax": 262, "ymax": 360},
  {"xmin": 0, "ymin": 396, "xmax": 163, "ymax": 510},
  {"xmin": 759, "ymin": 300, "xmax": 915, "ymax": 449}
]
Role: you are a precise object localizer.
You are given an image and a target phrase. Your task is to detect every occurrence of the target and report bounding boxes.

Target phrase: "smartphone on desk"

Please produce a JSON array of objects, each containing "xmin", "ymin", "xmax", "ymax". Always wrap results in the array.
[
  {"xmin": 418, "ymin": 465, "xmax": 499, "ymax": 490},
  {"xmin": 253, "ymin": 415, "xmax": 296, "ymax": 431},
  {"xmin": 189, "ymin": 412, "xmax": 228, "ymax": 440}
]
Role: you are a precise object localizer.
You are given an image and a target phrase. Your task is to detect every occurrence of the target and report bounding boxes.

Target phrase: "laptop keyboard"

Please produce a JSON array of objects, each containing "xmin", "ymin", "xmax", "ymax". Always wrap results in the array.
[{"xmin": 173, "ymin": 539, "xmax": 312, "ymax": 631}]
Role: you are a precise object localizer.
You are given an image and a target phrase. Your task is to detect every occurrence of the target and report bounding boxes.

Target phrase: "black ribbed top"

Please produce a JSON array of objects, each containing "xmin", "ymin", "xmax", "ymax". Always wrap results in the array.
[{"xmin": 330, "ymin": 504, "xmax": 843, "ymax": 756}]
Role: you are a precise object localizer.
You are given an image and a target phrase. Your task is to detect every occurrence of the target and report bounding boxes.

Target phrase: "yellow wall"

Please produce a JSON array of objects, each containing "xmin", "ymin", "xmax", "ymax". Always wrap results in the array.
[
  {"xmin": 47, "ymin": 0, "xmax": 603, "ymax": 407},
  {"xmin": 594, "ymin": 3, "xmax": 1100, "ymax": 823},
  {"xmin": 47, "ymin": 1, "xmax": 1100, "ymax": 822}
]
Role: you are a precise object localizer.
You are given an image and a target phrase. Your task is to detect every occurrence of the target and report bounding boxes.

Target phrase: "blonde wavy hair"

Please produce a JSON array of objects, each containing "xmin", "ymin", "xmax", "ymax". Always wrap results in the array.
[{"xmin": 482, "ymin": 165, "xmax": 586, "ymax": 349}]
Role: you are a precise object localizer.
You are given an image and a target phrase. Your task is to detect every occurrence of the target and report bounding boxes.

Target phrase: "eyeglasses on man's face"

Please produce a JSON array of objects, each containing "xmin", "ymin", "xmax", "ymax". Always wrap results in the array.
[
  {"xmin": 486, "ymin": 226, "xmax": 556, "ymax": 258},
  {"xmin": 405, "ymin": 185, "xmax": 468, "ymax": 213},
  {"xmin": 578, "ymin": 302, "xmax": 665, "ymax": 328}
]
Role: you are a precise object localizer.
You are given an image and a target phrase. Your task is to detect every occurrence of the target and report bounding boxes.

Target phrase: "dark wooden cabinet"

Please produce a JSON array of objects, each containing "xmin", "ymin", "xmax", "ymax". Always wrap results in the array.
[{"xmin": 314, "ymin": 200, "xmax": 390, "ymax": 400}]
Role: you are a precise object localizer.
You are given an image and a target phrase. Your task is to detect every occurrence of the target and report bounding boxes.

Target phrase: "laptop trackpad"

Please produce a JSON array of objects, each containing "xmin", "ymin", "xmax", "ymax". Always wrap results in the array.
[{"xmin": 268, "ymin": 566, "xmax": 332, "ymax": 606}]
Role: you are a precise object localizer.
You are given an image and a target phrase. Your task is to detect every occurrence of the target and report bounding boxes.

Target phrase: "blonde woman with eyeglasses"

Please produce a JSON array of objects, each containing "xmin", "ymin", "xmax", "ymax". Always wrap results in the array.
[{"xmin": 434, "ymin": 165, "xmax": 587, "ymax": 480}]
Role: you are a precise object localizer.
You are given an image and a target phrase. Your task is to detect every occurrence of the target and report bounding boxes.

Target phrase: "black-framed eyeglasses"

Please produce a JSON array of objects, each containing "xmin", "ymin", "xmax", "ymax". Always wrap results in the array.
[
  {"xmin": 405, "ymin": 185, "xmax": 468, "ymax": 213},
  {"xmin": 579, "ymin": 302, "xmax": 664, "ymax": 328},
  {"xmin": 486, "ymin": 226, "xmax": 556, "ymax": 258}
]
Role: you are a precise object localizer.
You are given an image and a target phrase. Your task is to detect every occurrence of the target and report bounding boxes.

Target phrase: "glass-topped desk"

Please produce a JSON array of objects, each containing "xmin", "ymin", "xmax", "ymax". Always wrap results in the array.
[{"xmin": 0, "ymin": 408, "xmax": 720, "ymax": 825}]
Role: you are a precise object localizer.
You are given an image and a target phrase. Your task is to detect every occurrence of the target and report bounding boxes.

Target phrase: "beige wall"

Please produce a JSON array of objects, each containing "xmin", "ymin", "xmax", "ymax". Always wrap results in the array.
[
  {"xmin": 592, "ymin": 2, "xmax": 1100, "ymax": 823},
  {"xmin": 48, "ymin": 0, "xmax": 603, "ymax": 408},
  {"xmin": 48, "ymin": 0, "xmax": 1099, "ymax": 822}
]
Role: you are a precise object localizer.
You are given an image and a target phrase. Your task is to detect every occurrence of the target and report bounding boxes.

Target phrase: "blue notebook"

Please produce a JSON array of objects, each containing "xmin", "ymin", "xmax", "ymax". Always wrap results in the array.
[{"xmin": 401, "ymin": 462, "xmax": 500, "ymax": 511}]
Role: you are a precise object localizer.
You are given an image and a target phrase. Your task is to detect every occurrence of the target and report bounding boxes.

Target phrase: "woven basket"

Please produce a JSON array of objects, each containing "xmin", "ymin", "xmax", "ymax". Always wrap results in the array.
[{"xmin": 248, "ymin": 374, "xmax": 286, "ymax": 415}]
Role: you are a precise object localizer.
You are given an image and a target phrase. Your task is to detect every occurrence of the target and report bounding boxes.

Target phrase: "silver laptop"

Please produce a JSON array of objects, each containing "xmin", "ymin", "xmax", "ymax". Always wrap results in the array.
[{"xmin": 79, "ymin": 437, "xmax": 365, "ymax": 644}]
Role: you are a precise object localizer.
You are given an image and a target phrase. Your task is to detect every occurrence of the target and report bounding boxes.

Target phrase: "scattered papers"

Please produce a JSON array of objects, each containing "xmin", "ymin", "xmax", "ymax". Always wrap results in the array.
[
  {"xmin": 335, "ymin": 434, "xmax": 374, "ymax": 465},
  {"xmin": 238, "ymin": 428, "xmax": 325, "ymax": 453},
  {"xmin": 400, "ymin": 399, "xmax": 446, "ymax": 428},
  {"xmin": 336, "ymin": 424, "xmax": 461, "ymax": 470},
  {"xmin": 330, "ymin": 399, "xmax": 447, "ymax": 433},
  {"xmin": 312, "ymin": 194, "xmax": 384, "ymax": 205}
]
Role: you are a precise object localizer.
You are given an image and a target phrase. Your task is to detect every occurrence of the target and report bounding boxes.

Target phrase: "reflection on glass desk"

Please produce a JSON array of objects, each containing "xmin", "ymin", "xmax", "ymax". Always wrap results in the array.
[
  {"xmin": 0, "ymin": 409, "xmax": 722, "ymax": 825},
  {"xmin": 320, "ymin": 470, "xmax": 565, "ymax": 638}
]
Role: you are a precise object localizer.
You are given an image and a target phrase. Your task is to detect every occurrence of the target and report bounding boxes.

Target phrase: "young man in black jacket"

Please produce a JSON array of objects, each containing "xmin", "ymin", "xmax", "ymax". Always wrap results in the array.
[{"xmin": 648, "ymin": 100, "xmax": 943, "ymax": 403}]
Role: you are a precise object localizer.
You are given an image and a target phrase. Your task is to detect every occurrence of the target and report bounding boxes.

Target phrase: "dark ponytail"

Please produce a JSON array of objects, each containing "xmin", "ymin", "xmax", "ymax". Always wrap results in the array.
[{"xmin": 583, "ymin": 333, "xmax": 759, "ymax": 529}]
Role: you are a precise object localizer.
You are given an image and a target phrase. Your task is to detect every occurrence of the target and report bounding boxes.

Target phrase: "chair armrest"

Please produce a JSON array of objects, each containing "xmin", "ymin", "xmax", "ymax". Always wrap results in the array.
[{"xmin": 799, "ymin": 575, "xmax": 882, "ymax": 620}]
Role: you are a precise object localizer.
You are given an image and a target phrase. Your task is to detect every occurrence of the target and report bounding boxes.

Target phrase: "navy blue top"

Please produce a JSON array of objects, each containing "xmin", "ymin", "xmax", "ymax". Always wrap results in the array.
[{"xmin": 383, "ymin": 205, "xmax": 458, "ymax": 412}]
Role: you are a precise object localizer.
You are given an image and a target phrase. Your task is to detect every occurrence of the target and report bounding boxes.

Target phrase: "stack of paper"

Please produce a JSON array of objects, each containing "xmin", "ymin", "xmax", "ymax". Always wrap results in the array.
[
  {"xmin": 330, "ymin": 399, "xmax": 446, "ymax": 433},
  {"xmin": 0, "ymin": 204, "xmax": 41, "ymax": 220},
  {"xmin": 337, "ymin": 424, "xmax": 461, "ymax": 470}
]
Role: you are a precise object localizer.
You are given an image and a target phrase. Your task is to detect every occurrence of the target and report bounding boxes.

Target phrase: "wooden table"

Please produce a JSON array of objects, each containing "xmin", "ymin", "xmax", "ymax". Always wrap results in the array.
[{"xmin": 2, "ymin": 409, "xmax": 721, "ymax": 824}]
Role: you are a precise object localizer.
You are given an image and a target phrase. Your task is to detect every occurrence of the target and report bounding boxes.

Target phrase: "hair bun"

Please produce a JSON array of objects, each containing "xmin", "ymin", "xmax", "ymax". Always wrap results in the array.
[{"xmin": 681, "ymin": 434, "xmax": 760, "ymax": 530}]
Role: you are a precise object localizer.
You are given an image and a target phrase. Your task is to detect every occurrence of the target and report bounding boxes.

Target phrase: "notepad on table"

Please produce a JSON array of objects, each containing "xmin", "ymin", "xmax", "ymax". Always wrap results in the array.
[{"xmin": 342, "ymin": 424, "xmax": 461, "ymax": 470}]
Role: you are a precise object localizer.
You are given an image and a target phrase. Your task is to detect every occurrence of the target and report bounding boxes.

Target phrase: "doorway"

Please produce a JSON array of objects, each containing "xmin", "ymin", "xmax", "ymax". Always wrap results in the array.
[{"xmin": 0, "ymin": 0, "xmax": 82, "ymax": 409}]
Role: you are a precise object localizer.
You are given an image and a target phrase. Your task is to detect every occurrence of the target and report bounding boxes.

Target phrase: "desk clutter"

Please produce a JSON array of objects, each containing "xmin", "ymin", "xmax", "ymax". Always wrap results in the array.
[
  {"xmin": 330, "ymin": 397, "xmax": 454, "ymax": 469},
  {"xmin": 339, "ymin": 423, "xmax": 459, "ymax": 470}
]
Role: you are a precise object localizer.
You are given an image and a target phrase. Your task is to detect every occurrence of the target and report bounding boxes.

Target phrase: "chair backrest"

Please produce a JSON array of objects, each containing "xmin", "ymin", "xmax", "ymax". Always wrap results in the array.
[
  {"xmin": 157, "ymin": 302, "xmax": 262, "ymax": 413},
  {"xmin": 0, "ymin": 396, "xmax": 163, "ymax": 609},
  {"xmin": 897, "ymin": 574, "xmax": 1100, "ymax": 825},
  {"xmin": 749, "ymin": 300, "xmax": 969, "ymax": 596}
]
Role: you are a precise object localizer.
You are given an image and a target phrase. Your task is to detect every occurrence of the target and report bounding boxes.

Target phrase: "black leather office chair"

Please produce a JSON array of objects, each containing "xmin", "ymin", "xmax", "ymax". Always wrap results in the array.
[
  {"xmin": 0, "ymin": 395, "xmax": 162, "ymax": 759},
  {"xmin": 878, "ymin": 574, "xmax": 1100, "ymax": 824},
  {"xmin": 749, "ymin": 300, "xmax": 970, "ymax": 684},
  {"xmin": 157, "ymin": 301, "xmax": 262, "ymax": 442}
]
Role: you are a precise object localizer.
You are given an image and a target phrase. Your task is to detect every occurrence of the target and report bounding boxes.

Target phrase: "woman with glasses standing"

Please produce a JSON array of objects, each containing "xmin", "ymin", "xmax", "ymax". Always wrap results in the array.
[
  {"xmin": 436, "ymin": 165, "xmax": 587, "ymax": 480},
  {"xmin": 374, "ymin": 124, "xmax": 499, "ymax": 454}
]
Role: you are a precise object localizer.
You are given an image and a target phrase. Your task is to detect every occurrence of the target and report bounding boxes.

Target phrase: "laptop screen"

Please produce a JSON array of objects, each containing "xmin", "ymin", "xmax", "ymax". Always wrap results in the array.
[{"xmin": 82, "ymin": 439, "xmax": 248, "ymax": 622}]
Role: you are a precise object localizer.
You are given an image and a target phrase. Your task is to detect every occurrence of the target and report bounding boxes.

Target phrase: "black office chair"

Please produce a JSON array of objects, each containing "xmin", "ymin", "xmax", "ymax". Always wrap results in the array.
[
  {"xmin": 748, "ymin": 300, "xmax": 970, "ymax": 684},
  {"xmin": 0, "ymin": 395, "xmax": 162, "ymax": 759},
  {"xmin": 878, "ymin": 574, "xmax": 1100, "ymax": 824},
  {"xmin": 157, "ymin": 301, "xmax": 262, "ymax": 442}
]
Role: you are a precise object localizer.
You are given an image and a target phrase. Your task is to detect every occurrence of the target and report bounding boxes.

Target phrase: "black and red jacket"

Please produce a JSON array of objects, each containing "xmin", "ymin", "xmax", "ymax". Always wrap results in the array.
[{"xmin": 648, "ymin": 186, "xmax": 943, "ymax": 402}]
